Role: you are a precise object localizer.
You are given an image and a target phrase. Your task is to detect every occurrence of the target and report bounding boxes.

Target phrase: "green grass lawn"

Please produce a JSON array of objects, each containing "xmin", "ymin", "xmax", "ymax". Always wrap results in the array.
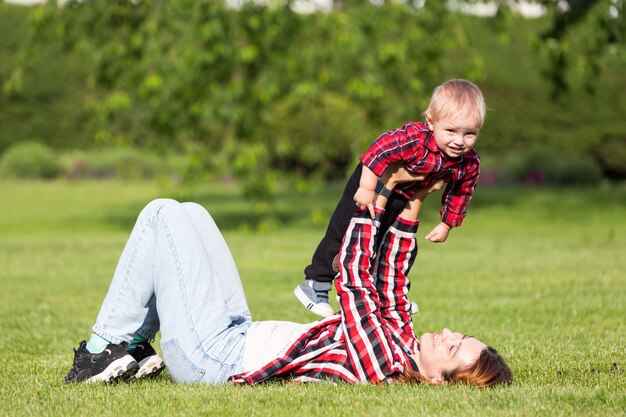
[{"xmin": 0, "ymin": 180, "xmax": 624, "ymax": 416}]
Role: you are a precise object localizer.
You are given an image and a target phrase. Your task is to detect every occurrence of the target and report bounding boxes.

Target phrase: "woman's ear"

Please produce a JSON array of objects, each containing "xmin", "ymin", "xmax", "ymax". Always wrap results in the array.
[
  {"xmin": 428, "ymin": 366, "xmax": 444, "ymax": 384},
  {"xmin": 429, "ymin": 376, "xmax": 442, "ymax": 384}
]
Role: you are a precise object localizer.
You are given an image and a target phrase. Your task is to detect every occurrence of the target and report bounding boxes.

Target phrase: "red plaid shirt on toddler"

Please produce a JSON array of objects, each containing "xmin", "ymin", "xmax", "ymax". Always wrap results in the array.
[
  {"xmin": 361, "ymin": 121, "xmax": 480, "ymax": 227},
  {"xmin": 229, "ymin": 208, "xmax": 420, "ymax": 384}
]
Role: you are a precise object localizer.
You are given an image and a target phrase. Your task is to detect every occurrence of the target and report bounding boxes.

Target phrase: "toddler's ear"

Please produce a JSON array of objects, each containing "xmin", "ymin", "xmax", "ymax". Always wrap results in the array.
[{"xmin": 425, "ymin": 113, "xmax": 434, "ymax": 131}]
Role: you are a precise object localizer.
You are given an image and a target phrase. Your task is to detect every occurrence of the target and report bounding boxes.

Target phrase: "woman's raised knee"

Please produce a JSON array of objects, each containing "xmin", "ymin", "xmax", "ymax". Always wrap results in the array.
[
  {"xmin": 145, "ymin": 198, "xmax": 179, "ymax": 210},
  {"xmin": 140, "ymin": 198, "xmax": 183, "ymax": 221}
]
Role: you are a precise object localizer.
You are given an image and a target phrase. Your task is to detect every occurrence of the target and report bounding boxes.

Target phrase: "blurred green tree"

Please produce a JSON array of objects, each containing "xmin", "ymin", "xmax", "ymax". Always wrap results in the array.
[
  {"xmin": 7, "ymin": 0, "xmax": 481, "ymax": 199},
  {"xmin": 486, "ymin": 0, "xmax": 625, "ymax": 97}
]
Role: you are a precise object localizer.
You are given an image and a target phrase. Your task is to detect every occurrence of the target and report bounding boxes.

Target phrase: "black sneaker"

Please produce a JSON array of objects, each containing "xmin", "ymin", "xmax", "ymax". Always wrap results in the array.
[
  {"xmin": 64, "ymin": 340, "xmax": 139, "ymax": 383},
  {"xmin": 128, "ymin": 341, "xmax": 165, "ymax": 380}
]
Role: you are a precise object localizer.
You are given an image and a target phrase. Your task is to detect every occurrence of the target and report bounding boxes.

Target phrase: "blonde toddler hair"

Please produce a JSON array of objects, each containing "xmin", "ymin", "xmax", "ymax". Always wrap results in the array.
[{"xmin": 424, "ymin": 79, "xmax": 486, "ymax": 127}]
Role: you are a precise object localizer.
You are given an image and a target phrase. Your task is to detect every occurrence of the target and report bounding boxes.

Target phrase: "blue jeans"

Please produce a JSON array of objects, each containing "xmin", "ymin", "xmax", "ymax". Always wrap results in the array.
[{"xmin": 92, "ymin": 199, "xmax": 252, "ymax": 383}]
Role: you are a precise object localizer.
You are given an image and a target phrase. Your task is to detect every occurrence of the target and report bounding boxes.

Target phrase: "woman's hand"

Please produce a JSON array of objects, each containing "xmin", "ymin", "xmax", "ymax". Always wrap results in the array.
[
  {"xmin": 412, "ymin": 178, "xmax": 445, "ymax": 201},
  {"xmin": 400, "ymin": 179, "xmax": 446, "ymax": 221},
  {"xmin": 381, "ymin": 163, "xmax": 426, "ymax": 189},
  {"xmin": 381, "ymin": 162, "xmax": 446, "ymax": 203}
]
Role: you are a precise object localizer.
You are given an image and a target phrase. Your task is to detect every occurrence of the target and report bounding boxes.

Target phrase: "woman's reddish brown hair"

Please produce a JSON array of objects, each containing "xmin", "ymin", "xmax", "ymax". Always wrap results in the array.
[{"xmin": 400, "ymin": 346, "xmax": 513, "ymax": 388}]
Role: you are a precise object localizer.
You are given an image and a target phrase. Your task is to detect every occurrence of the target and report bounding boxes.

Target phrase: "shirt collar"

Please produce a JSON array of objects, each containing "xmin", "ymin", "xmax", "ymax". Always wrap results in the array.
[
  {"xmin": 406, "ymin": 354, "xmax": 419, "ymax": 372},
  {"xmin": 424, "ymin": 132, "xmax": 440, "ymax": 153}
]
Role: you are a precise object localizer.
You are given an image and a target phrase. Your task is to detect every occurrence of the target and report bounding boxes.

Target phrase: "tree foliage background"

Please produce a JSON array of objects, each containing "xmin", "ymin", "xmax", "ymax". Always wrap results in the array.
[
  {"xmin": 9, "ymin": 0, "xmax": 475, "ymax": 196},
  {"xmin": 2, "ymin": 0, "xmax": 625, "ymax": 195}
]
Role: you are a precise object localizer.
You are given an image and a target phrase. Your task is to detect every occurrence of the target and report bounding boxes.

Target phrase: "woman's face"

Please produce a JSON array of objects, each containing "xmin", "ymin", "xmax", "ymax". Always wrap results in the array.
[{"xmin": 414, "ymin": 328, "xmax": 486, "ymax": 383}]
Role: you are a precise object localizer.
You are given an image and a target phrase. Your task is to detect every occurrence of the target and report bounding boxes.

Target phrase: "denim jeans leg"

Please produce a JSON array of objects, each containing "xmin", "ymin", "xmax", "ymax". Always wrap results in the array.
[
  {"xmin": 135, "ymin": 294, "xmax": 159, "ymax": 341},
  {"xmin": 92, "ymin": 199, "xmax": 166, "ymax": 345},
  {"xmin": 92, "ymin": 199, "xmax": 251, "ymax": 383},
  {"xmin": 180, "ymin": 202, "xmax": 251, "ymax": 325},
  {"xmin": 152, "ymin": 200, "xmax": 251, "ymax": 383}
]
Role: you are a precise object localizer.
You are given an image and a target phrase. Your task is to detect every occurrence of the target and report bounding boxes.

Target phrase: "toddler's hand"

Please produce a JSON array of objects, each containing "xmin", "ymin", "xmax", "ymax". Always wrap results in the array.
[
  {"xmin": 425, "ymin": 222, "xmax": 451, "ymax": 243},
  {"xmin": 353, "ymin": 187, "xmax": 376, "ymax": 219}
]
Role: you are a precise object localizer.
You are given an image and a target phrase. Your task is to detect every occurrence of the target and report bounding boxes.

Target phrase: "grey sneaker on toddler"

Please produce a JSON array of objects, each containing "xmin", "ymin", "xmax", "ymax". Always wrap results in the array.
[
  {"xmin": 294, "ymin": 279, "xmax": 334, "ymax": 317},
  {"xmin": 128, "ymin": 341, "xmax": 165, "ymax": 380}
]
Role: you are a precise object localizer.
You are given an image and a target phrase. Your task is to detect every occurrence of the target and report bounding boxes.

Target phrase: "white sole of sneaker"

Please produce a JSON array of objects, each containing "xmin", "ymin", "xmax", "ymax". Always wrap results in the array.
[
  {"xmin": 132, "ymin": 355, "xmax": 165, "ymax": 380},
  {"xmin": 87, "ymin": 355, "xmax": 139, "ymax": 383},
  {"xmin": 293, "ymin": 286, "xmax": 335, "ymax": 318}
]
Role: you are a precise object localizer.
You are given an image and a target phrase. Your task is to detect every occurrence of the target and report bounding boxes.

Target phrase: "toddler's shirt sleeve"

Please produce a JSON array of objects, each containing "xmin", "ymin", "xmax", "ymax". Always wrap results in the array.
[
  {"xmin": 360, "ymin": 122, "xmax": 425, "ymax": 177},
  {"xmin": 440, "ymin": 156, "xmax": 480, "ymax": 227}
]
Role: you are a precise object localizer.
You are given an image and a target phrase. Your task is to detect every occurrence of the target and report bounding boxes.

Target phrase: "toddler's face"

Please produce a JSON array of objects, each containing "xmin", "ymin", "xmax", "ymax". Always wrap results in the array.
[{"xmin": 427, "ymin": 113, "xmax": 480, "ymax": 159}]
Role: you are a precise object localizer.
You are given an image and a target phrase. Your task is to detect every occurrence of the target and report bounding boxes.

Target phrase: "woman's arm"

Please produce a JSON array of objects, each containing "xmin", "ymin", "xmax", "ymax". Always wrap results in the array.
[
  {"xmin": 335, "ymin": 207, "xmax": 404, "ymax": 383},
  {"xmin": 375, "ymin": 171, "xmax": 445, "ymax": 348},
  {"xmin": 336, "ymin": 169, "xmax": 444, "ymax": 383}
]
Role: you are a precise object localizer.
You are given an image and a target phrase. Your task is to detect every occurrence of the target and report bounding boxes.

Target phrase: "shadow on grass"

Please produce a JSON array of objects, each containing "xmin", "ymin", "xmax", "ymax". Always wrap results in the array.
[
  {"xmin": 98, "ymin": 183, "xmax": 626, "ymax": 232},
  {"xmin": 97, "ymin": 191, "xmax": 322, "ymax": 232}
]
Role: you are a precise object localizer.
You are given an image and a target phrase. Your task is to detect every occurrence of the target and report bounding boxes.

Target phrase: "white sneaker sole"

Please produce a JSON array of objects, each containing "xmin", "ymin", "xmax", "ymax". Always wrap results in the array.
[
  {"xmin": 294, "ymin": 286, "xmax": 334, "ymax": 317},
  {"xmin": 131, "ymin": 354, "xmax": 165, "ymax": 380},
  {"xmin": 87, "ymin": 355, "xmax": 139, "ymax": 383}
]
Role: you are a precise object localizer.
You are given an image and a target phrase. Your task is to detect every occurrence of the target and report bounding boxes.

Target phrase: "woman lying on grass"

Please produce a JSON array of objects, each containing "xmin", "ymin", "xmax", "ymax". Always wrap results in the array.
[{"xmin": 64, "ymin": 169, "xmax": 512, "ymax": 387}]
